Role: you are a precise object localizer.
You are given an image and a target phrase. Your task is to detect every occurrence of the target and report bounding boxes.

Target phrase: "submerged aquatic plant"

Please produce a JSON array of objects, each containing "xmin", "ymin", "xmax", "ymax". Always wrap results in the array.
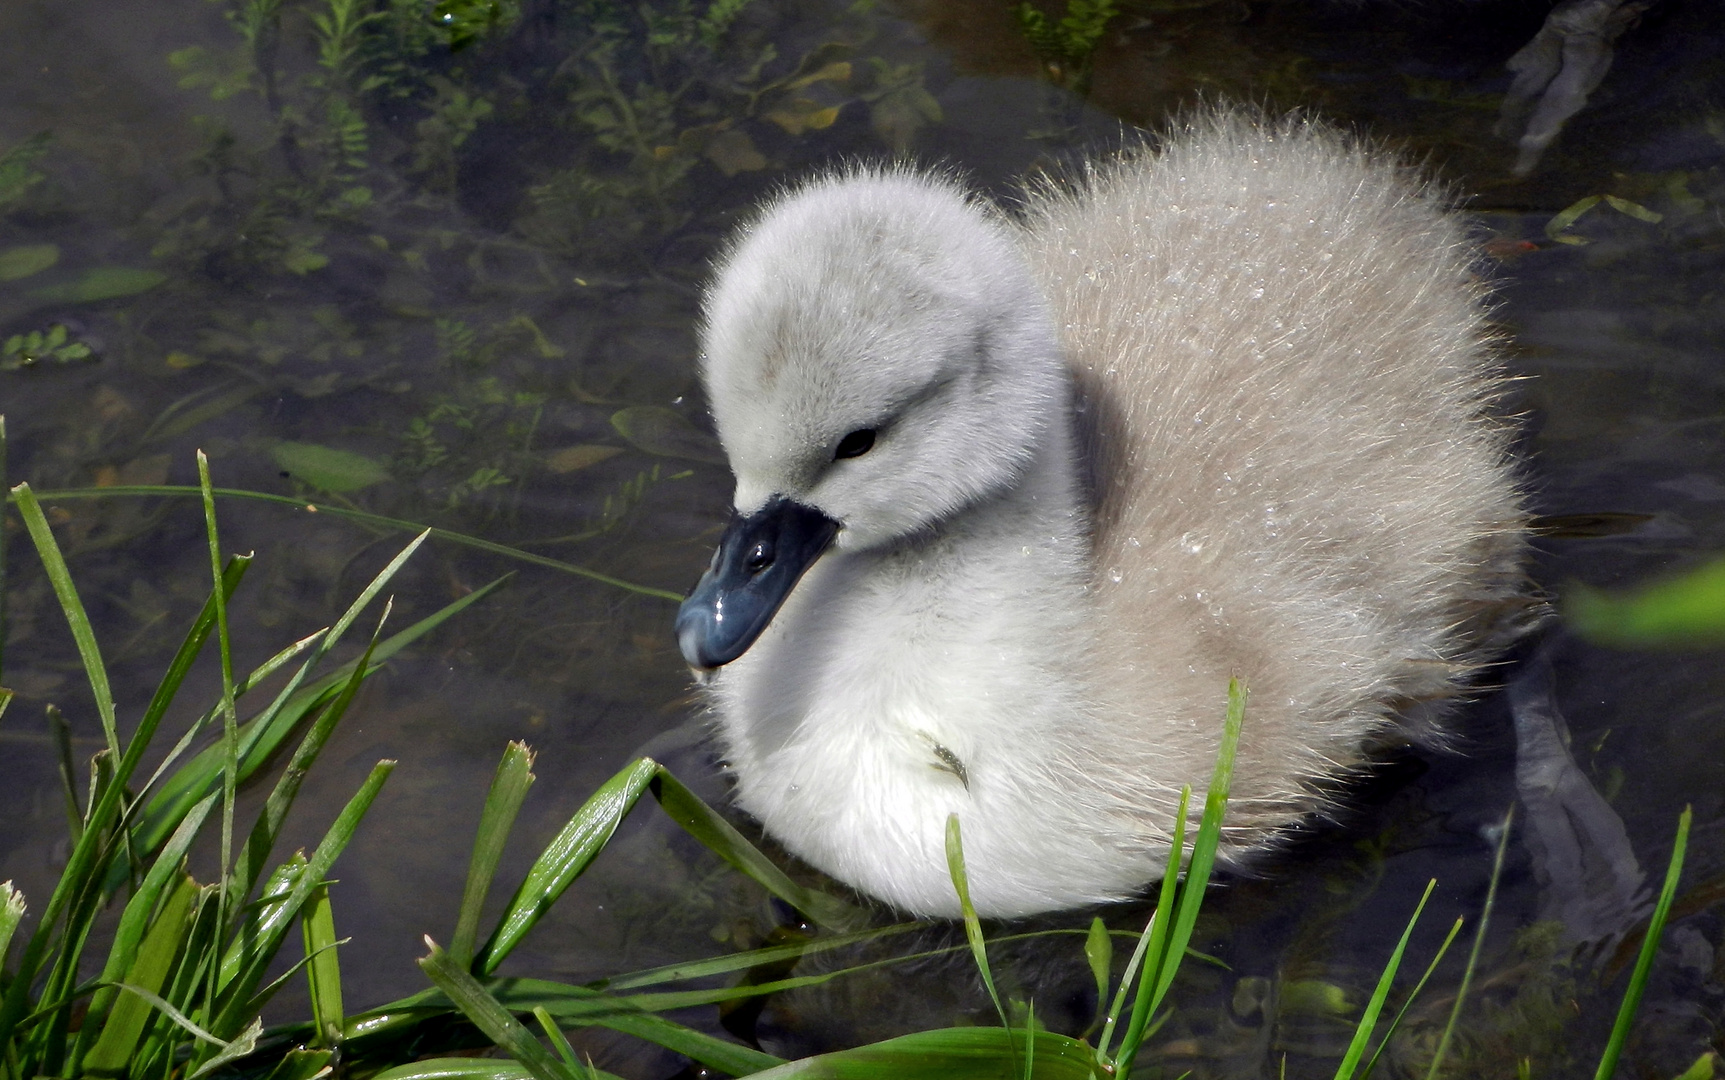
[
  {"xmin": 2, "ymin": 325, "xmax": 94, "ymax": 371},
  {"xmin": 1014, "ymin": 0, "xmax": 1118, "ymax": 94}
]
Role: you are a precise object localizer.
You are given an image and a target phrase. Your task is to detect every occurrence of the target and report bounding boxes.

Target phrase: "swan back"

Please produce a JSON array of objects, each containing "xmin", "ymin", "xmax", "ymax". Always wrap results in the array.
[{"xmin": 1018, "ymin": 111, "xmax": 1527, "ymax": 837}]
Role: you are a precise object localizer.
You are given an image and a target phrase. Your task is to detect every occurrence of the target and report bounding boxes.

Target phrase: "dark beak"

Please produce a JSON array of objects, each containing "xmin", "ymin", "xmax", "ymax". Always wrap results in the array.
[{"xmin": 676, "ymin": 496, "xmax": 840, "ymax": 670}]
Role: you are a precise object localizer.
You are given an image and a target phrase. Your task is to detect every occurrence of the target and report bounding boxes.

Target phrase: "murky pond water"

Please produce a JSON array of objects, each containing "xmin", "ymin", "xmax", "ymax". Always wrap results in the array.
[{"xmin": 2, "ymin": 0, "xmax": 1722, "ymax": 1076}]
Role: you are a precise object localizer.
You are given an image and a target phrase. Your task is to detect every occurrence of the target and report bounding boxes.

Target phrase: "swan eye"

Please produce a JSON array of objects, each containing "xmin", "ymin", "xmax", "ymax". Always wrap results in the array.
[
  {"xmin": 744, "ymin": 541, "xmax": 774, "ymax": 574},
  {"xmin": 834, "ymin": 429, "xmax": 876, "ymax": 460}
]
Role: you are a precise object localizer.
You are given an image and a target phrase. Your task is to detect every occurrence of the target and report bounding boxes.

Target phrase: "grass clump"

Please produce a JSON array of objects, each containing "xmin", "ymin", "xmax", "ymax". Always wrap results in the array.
[{"xmin": 0, "ymin": 427, "xmax": 503, "ymax": 1080}]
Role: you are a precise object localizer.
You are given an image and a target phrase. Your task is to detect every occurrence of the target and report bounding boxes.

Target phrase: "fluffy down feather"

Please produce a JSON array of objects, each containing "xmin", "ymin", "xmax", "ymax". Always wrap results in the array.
[{"xmin": 690, "ymin": 108, "xmax": 1529, "ymax": 918}]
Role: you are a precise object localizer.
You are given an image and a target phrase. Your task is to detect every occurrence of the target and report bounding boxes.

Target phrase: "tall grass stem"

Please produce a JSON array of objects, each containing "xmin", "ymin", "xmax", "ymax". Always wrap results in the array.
[
  {"xmin": 1594, "ymin": 806, "xmax": 1691, "ymax": 1080},
  {"xmin": 1424, "ymin": 805, "xmax": 1514, "ymax": 1080}
]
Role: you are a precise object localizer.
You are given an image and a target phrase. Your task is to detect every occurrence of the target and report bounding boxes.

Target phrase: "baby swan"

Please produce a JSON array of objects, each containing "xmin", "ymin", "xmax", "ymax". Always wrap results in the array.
[{"xmin": 675, "ymin": 109, "xmax": 1527, "ymax": 919}]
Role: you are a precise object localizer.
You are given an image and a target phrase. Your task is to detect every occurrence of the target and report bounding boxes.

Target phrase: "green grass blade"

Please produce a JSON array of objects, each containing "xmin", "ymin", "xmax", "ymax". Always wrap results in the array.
[
  {"xmin": 1110, "ymin": 786, "xmax": 1187, "ymax": 1063},
  {"xmin": 372, "ymin": 1062, "xmax": 544, "ymax": 1080},
  {"xmin": 327, "ymin": 925, "xmax": 917, "ymax": 1044},
  {"xmin": 539, "ymin": 1005, "xmax": 775, "ymax": 1076},
  {"xmin": 945, "ymin": 814, "xmax": 1012, "ymax": 1036},
  {"xmin": 262, "ymin": 1047, "xmax": 335, "ymax": 1080},
  {"xmin": 220, "ymin": 859, "xmax": 305, "ymax": 997},
  {"xmin": 302, "ymin": 884, "xmax": 344, "ymax": 1047},
  {"xmin": 230, "ymin": 598, "xmax": 393, "ymax": 907},
  {"xmin": 9, "ymin": 482, "xmax": 118, "ymax": 758},
  {"xmin": 740, "ymin": 1025, "xmax": 1102, "ymax": 1079},
  {"xmin": 1099, "ymin": 906, "xmax": 1158, "ymax": 1063},
  {"xmin": 419, "ymin": 937, "xmax": 580, "ymax": 1080},
  {"xmin": 649, "ymin": 766, "xmax": 870, "ymax": 933},
  {"xmin": 186, "ymin": 529, "xmax": 425, "ymax": 841},
  {"xmin": 207, "ymin": 759, "xmax": 396, "ymax": 1043},
  {"xmin": 84, "ymin": 749, "xmax": 116, "ymax": 851},
  {"xmin": 1359, "ymin": 915, "xmax": 1465, "ymax": 1080},
  {"xmin": 230, "ymin": 530, "xmax": 427, "ymax": 761},
  {"xmin": 133, "ymin": 882, "xmax": 221, "ymax": 1076},
  {"xmin": 101, "ymin": 977, "xmax": 231, "ymax": 1051},
  {"xmin": 136, "ymin": 571, "xmax": 504, "ymax": 855},
  {"xmin": 1023, "ymin": 1000, "xmax": 1037, "ymax": 1080},
  {"xmin": 80, "ymin": 873, "xmax": 200, "ymax": 1075},
  {"xmin": 1084, "ymin": 917, "xmax": 1111, "ymax": 1034},
  {"xmin": 0, "ymin": 880, "xmax": 25, "ymax": 967},
  {"xmin": 532, "ymin": 1006, "xmax": 580, "ymax": 1070},
  {"xmin": 306, "ymin": 922, "xmax": 921, "ymax": 1044},
  {"xmin": 455, "ymin": 742, "xmax": 537, "ymax": 968},
  {"xmin": 1594, "ymin": 806, "xmax": 1691, "ymax": 1080},
  {"xmin": 49, "ymin": 704, "xmax": 81, "ymax": 844},
  {"xmin": 101, "ymin": 556, "xmax": 253, "ymax": 867},
  {"xmin": 1334, "ymin": 878, "xmax": 1437, "ymax": 1080},
  {"xmin": 1424, "ymin": 805, "xmax": 1514, "ymax": 1080},
  {"xmin": 477, "ymin": 758, "xmax": 658, "ymax": 975},
  {"xmin": 1117, "ymin": 679, "xmax": 1245, "ymax": 1080},
  {"xmin": 1152, "ymin": 678, "xmax": 1245, "ymax": 1007},
  {"xmin": 199, "ymin": 451, "xmax": 243, "ymax": 940},
  {"xmin": 188, "ymin": 1017, "xmax": 263, "ymax": 1079},
  {"xmin": 84, "ymin": 554, "xmax": 250, "ymax": 898},
  {"xmin": 243, "ymin": 933, "xmax": 347, "ymax": 1021},
  {"xmin": 603, "ymin": 923, "xmax": 918, "ymax": 990},
  {"xmin": 29, "ymin": 746, "xmax": 121, "ymax": 1073},
  {"xmin": 24, "ymin": 484, "xmax": 684, "ymax": 601},
  {"xmin": 71, "ymin": 792, "xmax": 218, "ymax": 1072},
  {"xmin": 361, "ymin": 978, "xmax": 785, "ymax": 1076}
]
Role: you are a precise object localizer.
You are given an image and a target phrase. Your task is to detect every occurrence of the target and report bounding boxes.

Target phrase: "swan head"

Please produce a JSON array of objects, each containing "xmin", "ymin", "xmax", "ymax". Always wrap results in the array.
[{"xmin": 676, "ymin": 167, "xmax": 1065, "ymax": 669}]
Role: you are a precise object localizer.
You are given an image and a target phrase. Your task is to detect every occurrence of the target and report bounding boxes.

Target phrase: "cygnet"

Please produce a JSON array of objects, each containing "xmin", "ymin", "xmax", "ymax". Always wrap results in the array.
[{"xmin": 675, "ymin": 108, "xmax": 1530, "ymax": 919}]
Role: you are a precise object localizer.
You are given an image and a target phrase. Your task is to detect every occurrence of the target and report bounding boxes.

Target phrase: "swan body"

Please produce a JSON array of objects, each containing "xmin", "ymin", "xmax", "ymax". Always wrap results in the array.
[{"xmin": 675, "ymin": 110, "xmax": 1528, "ymax": 918}]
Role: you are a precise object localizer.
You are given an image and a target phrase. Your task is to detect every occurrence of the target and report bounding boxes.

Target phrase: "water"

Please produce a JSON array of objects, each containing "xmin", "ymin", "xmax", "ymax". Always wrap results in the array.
[{"xmin": 1, "ymin": 0, "xmax": 1722, "ymax": 1076}]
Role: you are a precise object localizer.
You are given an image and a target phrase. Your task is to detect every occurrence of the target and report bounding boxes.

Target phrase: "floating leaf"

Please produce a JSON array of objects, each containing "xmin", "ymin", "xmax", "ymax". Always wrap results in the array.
[
  {"xmin": 271, "ymin": 442, "xmax": 391, "ymax": 493},
  {"xmin": 764, "ymin": 99, "xmax": 842, "ymax": 135},
  {"xmin": 1280, "ymin": 979, "xmax": 1354, "ymax": 1017},
  {"xmin": 703, "ymin": 128, "xmax": 767, "ymax": 175},
  {"xmin": 1603, "ymin": 194, "xmax": 1662, "ymax": 223},
  {"xmin": 1545, "ymin": 193, "xmax": 1664, "ymax": 246},
  {"xmin": 31, "ymin": 267, "xmax": 167, "ymax": 303},
  {"xmin": 783, "ymin": 61, "xmax": 852, "ymax": 91},
  {"xmin": 609, "ymin": 406, "xmax": 725, "ymax": 464},
  {"xmin": 0, "ymin": 244, "xmax": 59, "ymax": 281},
  {"xmin": 545, "ymin": 445, "xmax": 624, "ymax": 473},
  {"xmin": 1545, "ymin": 195, "xmax": 1602, "ymax": 245}
]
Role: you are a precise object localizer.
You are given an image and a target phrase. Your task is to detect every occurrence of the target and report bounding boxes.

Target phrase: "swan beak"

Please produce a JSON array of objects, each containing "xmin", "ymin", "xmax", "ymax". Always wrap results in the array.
[{"xmin": 676, "ymin": 495, "xmax": 840, "ymax": 670}]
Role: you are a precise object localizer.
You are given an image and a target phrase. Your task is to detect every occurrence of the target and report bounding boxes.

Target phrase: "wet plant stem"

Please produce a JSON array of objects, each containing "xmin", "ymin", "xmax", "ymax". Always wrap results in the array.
[
  {"xmin": 7, "ymin": 485, "xmax": 683, "ymax": 601},
  {"xmin": 1424, "ymin": 805, "xmax": 1514, "ymax": 1080}
]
